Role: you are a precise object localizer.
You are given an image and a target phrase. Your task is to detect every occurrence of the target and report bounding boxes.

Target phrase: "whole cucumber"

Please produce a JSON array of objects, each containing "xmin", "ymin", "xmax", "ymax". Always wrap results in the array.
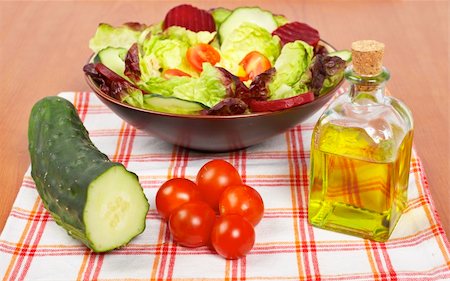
[{"xmin": 28, "ymin": 96, "xmax": 149, "ymax": 252}]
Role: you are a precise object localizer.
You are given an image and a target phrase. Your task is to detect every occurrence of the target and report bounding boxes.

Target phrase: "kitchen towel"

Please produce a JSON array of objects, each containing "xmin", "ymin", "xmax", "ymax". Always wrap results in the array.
[{"xmin": 1, "ymin": 91, "xmax": 449, "ymax": 280}]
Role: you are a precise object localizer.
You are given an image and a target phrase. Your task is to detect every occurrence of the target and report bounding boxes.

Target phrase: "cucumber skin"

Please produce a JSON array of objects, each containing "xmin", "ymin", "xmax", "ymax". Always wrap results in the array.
[{"xmin": 28, "ymin": 96, "xmax": 144, "ymax": 251}]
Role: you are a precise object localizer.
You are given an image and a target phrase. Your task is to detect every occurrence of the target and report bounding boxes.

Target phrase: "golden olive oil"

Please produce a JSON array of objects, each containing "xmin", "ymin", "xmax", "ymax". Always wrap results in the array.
[{"xmin": 308, "ymin": 124, "xmax": 413, "ymax": 241}]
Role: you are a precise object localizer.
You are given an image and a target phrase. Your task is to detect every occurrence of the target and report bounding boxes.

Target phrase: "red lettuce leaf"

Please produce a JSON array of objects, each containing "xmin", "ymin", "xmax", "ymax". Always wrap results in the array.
[
  {"xmin": 123, "ymin": 22, "xmax": 147, "ymax": 31},
  {"xmin": 202, "ymin": 98, "xmax": 248, "ymax": 115},
  {"xmin": 83, "ymin": 63, "xmax": 142, "ymax": 100},
  {"xmin": 247, "ymin": 68, "xmax": 276, "ymax": 102},
  {"xmin": 124, "ymin": 43, "xmax": 141, "ymax": 83},
  {"xmin": 309, "ymin": 54, "xmax": 346, "ymax": 95}
]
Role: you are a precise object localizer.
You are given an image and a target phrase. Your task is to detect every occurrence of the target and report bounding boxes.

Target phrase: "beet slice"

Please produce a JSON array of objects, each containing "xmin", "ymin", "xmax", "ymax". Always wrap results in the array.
[
  {"xmin": 163, "ymin": 4, "xmax": 216, "ymax": 32},
  {"xmin": 272, "ymin": 21, "xmax": 320, "ymax": 47},
  {"xmin": 249, "ymin": 92, "xmax": 315, "ymax": 112}
]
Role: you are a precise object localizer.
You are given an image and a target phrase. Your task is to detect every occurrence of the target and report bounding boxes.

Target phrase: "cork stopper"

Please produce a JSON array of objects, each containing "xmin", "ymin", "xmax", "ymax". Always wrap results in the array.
[{"xmin": 351, "ymin": 40, "xmax": 385, "ymax": 76}]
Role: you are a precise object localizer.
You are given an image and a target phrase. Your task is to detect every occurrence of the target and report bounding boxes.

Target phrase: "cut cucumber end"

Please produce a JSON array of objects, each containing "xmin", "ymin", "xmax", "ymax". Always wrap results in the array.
[{"xmin": 84, "ymin": 165, "xmax": 149, "ymax": 252}]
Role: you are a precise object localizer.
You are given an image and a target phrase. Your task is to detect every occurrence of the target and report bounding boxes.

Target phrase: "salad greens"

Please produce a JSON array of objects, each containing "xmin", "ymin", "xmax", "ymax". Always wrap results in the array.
[
  {"xmin": 219, "ymin": 22, "xmax": 280, "ymax": 75},
  {"xmin": 172, "ymin": 63, "xmax": 228, "ymax": 108},
  {"xmin": 84, "ymin": 5, "xmax": 349, "ymax": 115},
  {"xmin": 269, "ymin": 41, "xmax": 313, "ymax": 100},
  {"xmin": 89, "ymin": 23, "xmax": 143, "ymax": 53}
]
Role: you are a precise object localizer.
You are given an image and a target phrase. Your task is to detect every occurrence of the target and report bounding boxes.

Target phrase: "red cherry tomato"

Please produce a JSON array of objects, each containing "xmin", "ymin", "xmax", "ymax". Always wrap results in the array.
[
  {"xmin": 186, "ymin": 43, "xmax": 221, "ymax": 72},
  {"xmin": 156, "ymin": 178, "xmax": 201, "ymax": 220},
  {"xmin": 219, "ymin": 185, "xmax": 264, "ymax": 226},
  {"xmin": 211, "ymin": 214, "xmax": 255, "ymax": 259},
  {"xmin": 162, "ymin": 69, "xmax": 191, "ymax": 79},
  {"xmin": 196, "ymin": 159, "xmax": 243, "ymax": 212},
  {"xmin": 239, "ymin": 51, "xmax": 271, "ymax": 81},
  {"xmin": 168, "ymin": 201, "xmax": 216, "ymax": 247}
]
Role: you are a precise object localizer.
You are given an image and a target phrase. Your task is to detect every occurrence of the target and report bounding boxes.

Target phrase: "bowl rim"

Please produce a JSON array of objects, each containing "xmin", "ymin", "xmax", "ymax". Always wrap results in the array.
[{"xmin": 84, "ymin": 39, "xmax": 344, "ymax": 120}]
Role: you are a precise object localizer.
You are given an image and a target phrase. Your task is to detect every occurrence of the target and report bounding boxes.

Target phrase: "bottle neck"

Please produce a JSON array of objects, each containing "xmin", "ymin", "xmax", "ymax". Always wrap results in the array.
[{"xmin": 345, "ymin": 66, "xmax": 390, "ymax": 104}]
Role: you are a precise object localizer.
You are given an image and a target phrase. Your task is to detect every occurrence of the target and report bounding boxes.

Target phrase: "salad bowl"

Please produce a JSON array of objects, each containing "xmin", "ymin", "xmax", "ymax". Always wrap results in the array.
[
  {"xmin": 84, "ymin": 5, "xmax": 349, "ymax": 151},
  {"xmin": 85, "ymin": 41, "xmax": 343, "ymax": 152}
]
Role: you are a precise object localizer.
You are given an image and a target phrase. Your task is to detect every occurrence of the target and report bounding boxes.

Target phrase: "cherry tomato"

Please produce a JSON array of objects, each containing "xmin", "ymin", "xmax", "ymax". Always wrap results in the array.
[
  {"xmin": 219, "ymin": 185, "xmax": 264, "ymax": 226},
  {"xmin": 168, "ymin": 201, "xmax": 216, "ymax": 247},
  {"xmin": 239, "ymin": 51, "xmax": 271, "ymax": 81},
  {"xmin": 162, "ymin": 69, "xmax": 191, "ymax": 79},
  {"xmin": 211, "ymin": 214, "xmax": 255, "ymax": 259},
  {"xmin": 186, "ymin": 43, "xmax": 221, "ymax": 72},
  {"xmin": 156, "ymin": 178, "xmax": 201, "ymax": 220},
  {"xmin": 196, "ymin": 159, "xmax": 242, "ymax": 212}
]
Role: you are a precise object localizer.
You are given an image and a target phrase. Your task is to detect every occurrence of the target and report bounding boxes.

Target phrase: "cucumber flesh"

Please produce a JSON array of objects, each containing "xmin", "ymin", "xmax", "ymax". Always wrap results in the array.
[
  {"xmin": 211, "ymin": 7, "xmax": 232, "ymax": 28},
  {"xmin": 97, "ymin": 47, "xmax": 128, "ymax": 79},
  {"xmin": 84, "ymin": 165, "xmax": 148, "ymax": 252},
  {"xmin": 219, "ymin": 7, "xmax": 277, "ymax": 43},
  {"xmin": 143, "ymin": 94, "xmax": 205, "ymax": 114},
  {"xmin": 328, "ymin": 50, "xmax": 352, "ymax": 62}
]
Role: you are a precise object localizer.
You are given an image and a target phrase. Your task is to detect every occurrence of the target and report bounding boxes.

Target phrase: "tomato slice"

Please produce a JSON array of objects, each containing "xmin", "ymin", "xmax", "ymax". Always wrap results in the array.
[
  {"xmin": 186, "ymin": 44, "xmax": 221, "ymax": 72},
  {"xmin": 239, "ymin": 51, "xmax": 271, "ymax": 81},
  {"xmin": 219, "ymin": 185, "xmax": 264, "ymax": 226},
  {"xmin": 162, "ymin": 69, "xmax": 191, "ymax": 79},
  {"xmin": 249, "ymin": 92, "xmax": 315, "ymax": 112}
]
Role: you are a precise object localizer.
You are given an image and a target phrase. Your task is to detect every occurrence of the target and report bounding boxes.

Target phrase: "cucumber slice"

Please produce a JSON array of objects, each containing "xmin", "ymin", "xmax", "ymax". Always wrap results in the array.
[
  {"xmin": 28, "ymin": 96, "xmax": 149, "ymax": 252},
  {"xmin": 96, "ymin": 47, "xmax": 128, "ymax": 79},
  {"xmin": 328, "ymin": 50, "xmax": 352, "ymax": 62},
  {"xmin": 143, "ymin": 94, "xmax": 206, "ymax": 114},
  {"xmin": 84, "ymin": 165, "xmax": 148, "ymax": 251},
  {"xmin": 211, "ymin": 7, "xmax": 232, "ymax": 28},
  {"xmin": 219, "ymin": 7, "xmax": 277, "ymax": 43}
]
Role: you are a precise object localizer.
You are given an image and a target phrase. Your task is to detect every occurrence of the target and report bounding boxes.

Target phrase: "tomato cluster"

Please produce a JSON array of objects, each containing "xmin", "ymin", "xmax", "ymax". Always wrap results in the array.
[{"xmin": 155, "ymin": 159, "xmax": 264, "ymax": 259}]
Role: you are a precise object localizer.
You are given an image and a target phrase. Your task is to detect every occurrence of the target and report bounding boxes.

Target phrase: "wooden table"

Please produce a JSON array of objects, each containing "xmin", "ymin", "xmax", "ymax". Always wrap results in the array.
[{"xmin": 1, "ymin": 1, "xmax": 448, "ymax": 240}]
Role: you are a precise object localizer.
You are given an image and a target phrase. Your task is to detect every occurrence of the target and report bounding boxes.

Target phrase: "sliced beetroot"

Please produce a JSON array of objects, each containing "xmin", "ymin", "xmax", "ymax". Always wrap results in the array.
[
  {"xmin": 249, "ymin": 92, "xmax": 315, "ymax": 112},
  {"xmin": 272, "ymin": 21, "xmax": 320, "ymax": 47},
  {"xmin": 163, "ymin": 4, "xmax": 216, "ymax": 33}
]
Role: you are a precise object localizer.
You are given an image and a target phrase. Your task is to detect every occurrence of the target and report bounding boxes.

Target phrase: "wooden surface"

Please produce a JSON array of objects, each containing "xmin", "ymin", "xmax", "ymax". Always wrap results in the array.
[{"xmin": 0, "ymin": 1, "xmax": 448, "ymax": 240}]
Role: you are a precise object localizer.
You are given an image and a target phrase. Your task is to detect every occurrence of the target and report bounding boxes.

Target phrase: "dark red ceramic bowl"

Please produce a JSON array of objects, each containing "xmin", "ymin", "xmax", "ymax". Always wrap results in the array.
[{"xmin": 85, "ymin": 40, "xmax": 343, "ymax": 152}]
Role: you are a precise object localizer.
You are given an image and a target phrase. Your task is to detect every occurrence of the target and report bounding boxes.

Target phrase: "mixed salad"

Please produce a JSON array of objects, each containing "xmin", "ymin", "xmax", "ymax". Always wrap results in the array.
[{"xmin": 83, "ymin": 4, "xmax": 351, "ymax": 115}]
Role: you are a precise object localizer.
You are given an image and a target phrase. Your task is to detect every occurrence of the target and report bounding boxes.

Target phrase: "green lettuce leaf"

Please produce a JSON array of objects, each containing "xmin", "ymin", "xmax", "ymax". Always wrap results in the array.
[
  {"xmin": 121, "ymin": 88, "xmax": 145, "ymax": 108},
  {"xmin": 219, "ymin": 22, "xmax": 281, "ymax": 75},
  {"xmin": 268, "ymin": 40, "xmax": 314, "ymax": 100},
  {"xmin": 89, "ymin": 23, "xmax": 142, "ymax": 53},
  {"xmin": 165, "ymin": 26, "xmax": 216, "ymax": 46},
  {"xmin": 137, "ymin": 22, "xmax": 163, "ymax": 45},
  {"xmin": 138, "ymin": 76, "xmax": 192, "ymax": 97},
  {"xmin": 172, "ymin": 63, "xmax": 227, "ymax": 108},
  {"xmin": 140, "ymin": 26, "xmax": 216, "ymax": 78}
]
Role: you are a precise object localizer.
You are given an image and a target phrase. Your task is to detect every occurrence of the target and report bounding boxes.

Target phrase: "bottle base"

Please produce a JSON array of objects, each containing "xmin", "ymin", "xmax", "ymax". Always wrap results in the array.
[{"xmin": 308, "ymin": 200, "xmax": 402, "ymax": 242}]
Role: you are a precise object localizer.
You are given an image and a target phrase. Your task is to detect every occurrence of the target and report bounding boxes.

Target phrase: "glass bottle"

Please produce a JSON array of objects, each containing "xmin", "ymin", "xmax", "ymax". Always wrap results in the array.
[{"xmin": 308, "ymin": 40, "xmax": 414, "ymax": 242}]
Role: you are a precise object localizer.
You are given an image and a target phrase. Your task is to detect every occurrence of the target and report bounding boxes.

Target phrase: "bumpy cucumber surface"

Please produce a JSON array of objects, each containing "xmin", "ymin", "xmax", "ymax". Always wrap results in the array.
[{"xmin": 28, "ymin": 96, "xmax": 149, "ymax": 252}]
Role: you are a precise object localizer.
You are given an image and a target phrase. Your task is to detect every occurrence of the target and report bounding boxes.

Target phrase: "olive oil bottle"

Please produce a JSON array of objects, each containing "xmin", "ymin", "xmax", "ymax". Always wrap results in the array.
[{"xmin": 308, "ymin": 40, "xmax": 414, "ymax": 241}]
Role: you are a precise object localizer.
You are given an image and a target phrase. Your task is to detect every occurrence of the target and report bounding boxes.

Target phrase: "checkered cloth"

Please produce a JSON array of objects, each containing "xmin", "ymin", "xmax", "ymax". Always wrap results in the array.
[{"xmin": 1, "ymin": 91, "xmax": 449, "ymax": 280}]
